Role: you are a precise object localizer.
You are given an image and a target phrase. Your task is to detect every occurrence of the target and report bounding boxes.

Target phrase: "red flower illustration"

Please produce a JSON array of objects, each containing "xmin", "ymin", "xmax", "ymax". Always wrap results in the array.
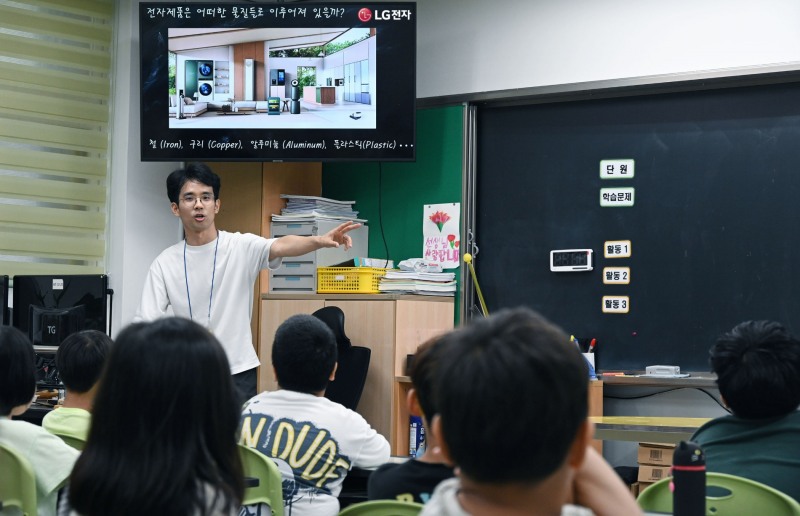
[
  {"xmin": 447, "ymin": 234, "xmax": 456, "ymax": 248},
  {"xmin": 429, "ymin": 210, "xmax": 451, "ymax": 231}
]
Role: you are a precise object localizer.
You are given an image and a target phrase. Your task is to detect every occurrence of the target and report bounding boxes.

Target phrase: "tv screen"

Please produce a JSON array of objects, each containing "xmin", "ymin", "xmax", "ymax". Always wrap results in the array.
[
  {"xmin": 140, "ymin": 2, "xmax": 417, "ymax": 162},
  {"xmin": 12, "ymin": 275, "xmax": 109, "ymax": 353}
]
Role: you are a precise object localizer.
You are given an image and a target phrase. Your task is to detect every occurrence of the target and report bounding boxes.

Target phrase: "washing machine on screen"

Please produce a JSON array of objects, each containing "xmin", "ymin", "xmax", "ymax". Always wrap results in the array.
[{"xmin": 197, "ymin": 61, "xmax": 214, "ymax": 101}]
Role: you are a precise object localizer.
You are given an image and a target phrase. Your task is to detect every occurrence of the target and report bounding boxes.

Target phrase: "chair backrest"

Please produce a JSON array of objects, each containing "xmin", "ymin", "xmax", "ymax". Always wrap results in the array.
[
  {"xmin": 338, "ymin": 499, "xmax": 424, "ymax": 516},
  {"xmin": 238, "ymin": 444, "xmax": 284, "ymax": 516},
  {"xmin": 325, "ymin": 345, "xmax": 371, "ymax": 410},
  {"xmin": 311, "ymin": 306, "xmax": 351, "ymax": 352},
  {"xmin": 637, "ymin": 471, "xmax": 800, "ymax": 515},
  {"xmin": 51, "ymin": 431, "xmax": 86, "ymax": 451},
  {"xmin": 312, "ymin": 306, "xmax": 371, "ymax": 411},
  {"xmin": 0, "ymin": 442, "xmax": 38, "ymax": 516}
]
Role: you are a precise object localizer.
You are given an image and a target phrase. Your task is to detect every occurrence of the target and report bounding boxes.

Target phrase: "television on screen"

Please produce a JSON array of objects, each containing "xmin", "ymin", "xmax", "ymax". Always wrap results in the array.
[
  {"xmin": 140, "ymin": 2, "xmax": 417, "ymax": 162},
  {"xmin": 12, "ymin": 275, "xmax": 110, "ymax": 353}
]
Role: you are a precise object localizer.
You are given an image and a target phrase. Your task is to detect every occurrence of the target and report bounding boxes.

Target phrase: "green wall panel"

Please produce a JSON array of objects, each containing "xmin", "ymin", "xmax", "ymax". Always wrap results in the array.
[{"xmin": 322, "ymin": 105, "xmax": 463, "ymax": 320}]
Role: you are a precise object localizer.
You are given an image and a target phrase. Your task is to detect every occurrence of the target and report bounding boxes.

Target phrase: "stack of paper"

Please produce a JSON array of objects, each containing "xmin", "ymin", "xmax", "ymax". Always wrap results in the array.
[
  {"xmin": 272, "ymin": 194, "xmax": 366, "ymax": 223},
  {"xmin": 378, "ymin": 270, "xmax": 456, "ymax": 296}
]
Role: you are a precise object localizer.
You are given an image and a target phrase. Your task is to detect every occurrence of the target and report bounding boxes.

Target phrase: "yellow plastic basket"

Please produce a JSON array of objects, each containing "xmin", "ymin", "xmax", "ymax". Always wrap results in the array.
[{"xmin": 316, "ymin": 267, "xmax": 387, "ymax": 294}]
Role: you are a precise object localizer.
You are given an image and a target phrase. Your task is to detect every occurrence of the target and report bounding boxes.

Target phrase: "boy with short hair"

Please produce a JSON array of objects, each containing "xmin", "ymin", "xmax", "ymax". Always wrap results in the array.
[
  {"xmin": 423, "ymin": 307, "xmax": 641, "ymax": 516},
  {"xmin": 42, "ymin": 329, "xmax": 112, "ymax": 441},
  {"xmin": 239, "ymin": 314, "xmax": 390, "ymax": 516},
  {"xmin": 367, "ymin": 336, "xmax": 455, "ymax": 503},
  {"xmin": 691, "ymin": 319, "xmax": 800, "ymax": 501},
  {"xmin": 0, "ymin": 326, "xmax": 79, "ymax": 516}
]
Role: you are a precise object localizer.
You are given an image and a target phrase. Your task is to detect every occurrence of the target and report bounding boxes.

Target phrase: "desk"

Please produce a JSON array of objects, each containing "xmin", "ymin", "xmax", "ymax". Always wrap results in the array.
[
  {"xmin": 601, "ymin": 373, "xmax": 717, "ymax": 389},
  {"xmin": 589, "ymin": 416, "xmax": 711, "ymax": 443}
]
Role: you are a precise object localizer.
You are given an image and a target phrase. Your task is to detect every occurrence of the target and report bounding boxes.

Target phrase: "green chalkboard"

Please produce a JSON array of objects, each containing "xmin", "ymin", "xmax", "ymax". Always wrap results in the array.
[{"xmin": 475, "ymin": 82, "xmax": 800, "ymax": 371}]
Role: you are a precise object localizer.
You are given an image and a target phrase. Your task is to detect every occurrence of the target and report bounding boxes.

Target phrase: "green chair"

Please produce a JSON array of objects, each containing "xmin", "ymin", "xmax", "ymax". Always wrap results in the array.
[
  {"xmin": 238, "ymin": 444, "xmax": 284, "ymax": 516},
  {"xmin": 0, "ymin": 442, "xmax": 37, "ymax": 516},
  {"xmin": 637, "ymin": 471, "xmax": 800, "ymax": 515},
  {"xmin": 338, "ymin": 499, "xmax": 424, "ymax": 516}
]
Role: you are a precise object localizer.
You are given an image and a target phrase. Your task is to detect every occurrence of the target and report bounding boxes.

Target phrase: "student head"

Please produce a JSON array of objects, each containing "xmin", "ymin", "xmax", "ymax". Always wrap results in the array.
[
  {"xmin": 433, "ymin": 307, "xmax": 590, "ymax": 485},
  {"xmin": 166, "ymin": 161, "xmax": 221, "ymax": 204},
  {"xmin": 409, "ymin": 335, "xmax": 451, "ymax": 427},
  {"xmin": 272, "ymin": 314, "xmax": 338, "ymax": 394},
  {"xmin": 56, "ymin": 330, "xmax": 111, "ymax": 395},
  {"xmin": 710, "ymin": 320, "xmax": 800, "ymax": 419},
  {"xmin": 0, "ymin": 326, "xmax": 35, "ymax": 417},
  {"xmin": 69, "ymin": 317, "xmax": 243, "ymax": 516}
]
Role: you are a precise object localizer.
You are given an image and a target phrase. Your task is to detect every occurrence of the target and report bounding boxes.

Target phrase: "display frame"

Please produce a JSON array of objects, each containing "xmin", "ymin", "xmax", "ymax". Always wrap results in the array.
[{"xmin": 140, "ymin": 2, "xmax": 417, "ymax": 162}]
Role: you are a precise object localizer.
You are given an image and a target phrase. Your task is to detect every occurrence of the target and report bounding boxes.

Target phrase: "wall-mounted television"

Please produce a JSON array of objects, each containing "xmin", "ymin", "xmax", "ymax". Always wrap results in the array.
[
  {"xmin": 140, "ymin": 2, "xmax": 417, "ymax": 162},
  {"xmin": 12, "ymin": 275, "xmax": 110, "ymax": 354}
]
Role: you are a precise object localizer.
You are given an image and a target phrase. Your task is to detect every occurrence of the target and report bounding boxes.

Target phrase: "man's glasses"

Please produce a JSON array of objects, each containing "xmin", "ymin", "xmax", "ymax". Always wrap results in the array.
[{"xmin": 180, "ymin": 194, "xmax": 215, "ymax": 205}]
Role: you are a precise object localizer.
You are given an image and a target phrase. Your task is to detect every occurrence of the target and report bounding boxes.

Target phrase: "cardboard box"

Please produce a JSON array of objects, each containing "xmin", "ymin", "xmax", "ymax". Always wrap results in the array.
[
  {"xmin": 629, "ymin": 482, "xmax": 640, "ymax": 498},
  {"xmin": 638, "ymin": 464, "xmax": 672, "ymax": 483},
  {"xmin": 638, "ymin": 442, "xmax": 676, "ymax": 466},
  {"xmin": 637, "ymin": 481, "xmax": 655, "ymax": 494}
]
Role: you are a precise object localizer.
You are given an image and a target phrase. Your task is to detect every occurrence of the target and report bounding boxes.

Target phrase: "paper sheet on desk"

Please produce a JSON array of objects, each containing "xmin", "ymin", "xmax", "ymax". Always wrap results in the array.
[{"xmin": 636, "ymin": 373, "xmax": 691, "ymax": 378}]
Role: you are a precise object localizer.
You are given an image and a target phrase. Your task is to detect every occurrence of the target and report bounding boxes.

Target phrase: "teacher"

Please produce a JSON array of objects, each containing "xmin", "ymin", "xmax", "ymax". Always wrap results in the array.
[{"xmin": 135, "ymin": 162, "xmax": 360, "ymax": 404}]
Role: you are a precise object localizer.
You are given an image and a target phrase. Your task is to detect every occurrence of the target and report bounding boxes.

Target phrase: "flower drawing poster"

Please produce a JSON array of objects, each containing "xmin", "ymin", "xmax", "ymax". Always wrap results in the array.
[{"xmin": 423, "ymin": 203, "xmax": 461, "ymax": 268}]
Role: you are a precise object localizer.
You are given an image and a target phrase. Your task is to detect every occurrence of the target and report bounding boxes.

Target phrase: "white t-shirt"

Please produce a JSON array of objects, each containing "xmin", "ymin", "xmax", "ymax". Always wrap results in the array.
[
  {"xmin": 135, "ymin": 231, "xmax": 281, "ymax": 374},
  {"xmin": 0, "ymin": 418, "xmax": 80, "ymax": 516},
  {"xmin": 421, "ymin": 477, "xmax": 595, "ymax": 516},
  {"xmin": 240, "ymin": 390, "xmax": 391, "ymax": 516}
]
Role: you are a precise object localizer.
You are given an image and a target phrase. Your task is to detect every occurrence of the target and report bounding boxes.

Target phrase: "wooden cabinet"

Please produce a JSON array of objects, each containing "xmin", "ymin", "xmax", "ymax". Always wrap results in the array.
[{"xmin": 260, "ymin": 294, "xmax": 455, "ymax": 443}]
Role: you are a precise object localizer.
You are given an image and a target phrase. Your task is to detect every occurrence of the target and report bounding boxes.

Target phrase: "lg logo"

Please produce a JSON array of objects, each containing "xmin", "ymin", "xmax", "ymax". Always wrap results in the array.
[{"xmin": 358, "ymin": 8, "xmax": 371, "ymax": 22}]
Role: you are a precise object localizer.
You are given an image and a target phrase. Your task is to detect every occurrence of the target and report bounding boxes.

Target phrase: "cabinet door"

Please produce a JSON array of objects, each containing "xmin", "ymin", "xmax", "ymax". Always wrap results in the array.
[{"xmin": 258, "ymin": 299, "xmax": 325, "ymax": 392}]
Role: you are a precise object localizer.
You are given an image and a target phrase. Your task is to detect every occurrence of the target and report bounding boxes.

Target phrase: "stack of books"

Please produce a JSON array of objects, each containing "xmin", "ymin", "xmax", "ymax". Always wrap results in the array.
[
  {"xmin": 378, "ymin": 270, "xmax": 456, "ymax": 296},
  {"xmin": 272, "ymin": 194, "xmax": 365, "ymax": 223}
]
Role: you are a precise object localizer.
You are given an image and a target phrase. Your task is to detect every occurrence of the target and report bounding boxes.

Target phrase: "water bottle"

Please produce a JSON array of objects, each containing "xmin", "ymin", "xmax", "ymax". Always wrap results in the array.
[{"xmin": 672, "ymin": 440, "xmax": 705, "ymax": 516}]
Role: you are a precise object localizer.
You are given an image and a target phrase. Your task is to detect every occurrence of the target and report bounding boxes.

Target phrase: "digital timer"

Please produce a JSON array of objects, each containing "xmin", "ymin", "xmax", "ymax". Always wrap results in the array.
[{"xmin": 550, "ymin": 249, "xmax": 593, "ymax": 272}]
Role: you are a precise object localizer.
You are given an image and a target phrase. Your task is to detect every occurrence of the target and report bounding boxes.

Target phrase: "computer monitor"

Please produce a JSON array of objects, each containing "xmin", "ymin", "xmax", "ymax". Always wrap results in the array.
[
  {"xmin": 12, "ymin": 274, "xmax": 109, "ymax": 353},
  {"xmin": 0, "ymin": 275, "xmax": 9, "ymax": 326}
]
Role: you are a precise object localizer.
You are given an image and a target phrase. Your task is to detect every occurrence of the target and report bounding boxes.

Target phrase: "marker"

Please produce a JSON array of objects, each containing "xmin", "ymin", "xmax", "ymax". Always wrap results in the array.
[{"xmin": 589, "ymin": 338, "xmax": 597, "ymax": 353}]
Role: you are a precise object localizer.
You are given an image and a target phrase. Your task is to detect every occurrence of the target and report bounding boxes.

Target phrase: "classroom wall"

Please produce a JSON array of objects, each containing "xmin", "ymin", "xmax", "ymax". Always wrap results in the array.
[
  {"xmin": 109, "ymin": 0, "xmax": 800, "ymax": 333},
  {"xmin": 108, "ymin": 0, "xmax": 182, "ymax": 335},
  {"xmin": 416, "ymin": 0, "xmax": 800, "ymax": 100}
]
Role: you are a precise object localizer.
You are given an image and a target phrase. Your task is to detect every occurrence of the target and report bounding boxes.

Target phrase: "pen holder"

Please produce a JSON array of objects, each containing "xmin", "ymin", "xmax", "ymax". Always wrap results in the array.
[{"xmin": 582, "ymin": 353, "xmax": 597, "ymax": 379}]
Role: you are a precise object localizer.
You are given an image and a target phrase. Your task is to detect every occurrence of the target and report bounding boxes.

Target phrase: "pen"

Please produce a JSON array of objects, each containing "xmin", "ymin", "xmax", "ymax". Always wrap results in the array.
[{"xmin": 589, "ymin": 338, "xmax": 597, "ymax": 353}]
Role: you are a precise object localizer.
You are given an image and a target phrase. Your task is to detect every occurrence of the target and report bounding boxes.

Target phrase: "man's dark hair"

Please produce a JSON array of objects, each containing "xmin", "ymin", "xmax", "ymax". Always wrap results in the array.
[
  {"xmin": 0, "ymin": 326, "xmax": 36, "ymax": 416},
  {"xmin": 56, "ymin": 330, "xmax": 112, "ymax": 393},
  {"xmin": 272, "ymin": 314, "xmax": 338, "ymax": 394},
  {"xmin": 410, "ymin": 336, "xmax": 450, "ymax": 424},
  {"xmin": 435, "ymin": 307, "xmax": 588, "ymax": 484},
  {"xmin": 166, "ymin": 162, "xmax": 221, "ymax": 204},
  {"xmin": 710, "ymin": 320, "xmax": 800, "ymax": 419}
]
